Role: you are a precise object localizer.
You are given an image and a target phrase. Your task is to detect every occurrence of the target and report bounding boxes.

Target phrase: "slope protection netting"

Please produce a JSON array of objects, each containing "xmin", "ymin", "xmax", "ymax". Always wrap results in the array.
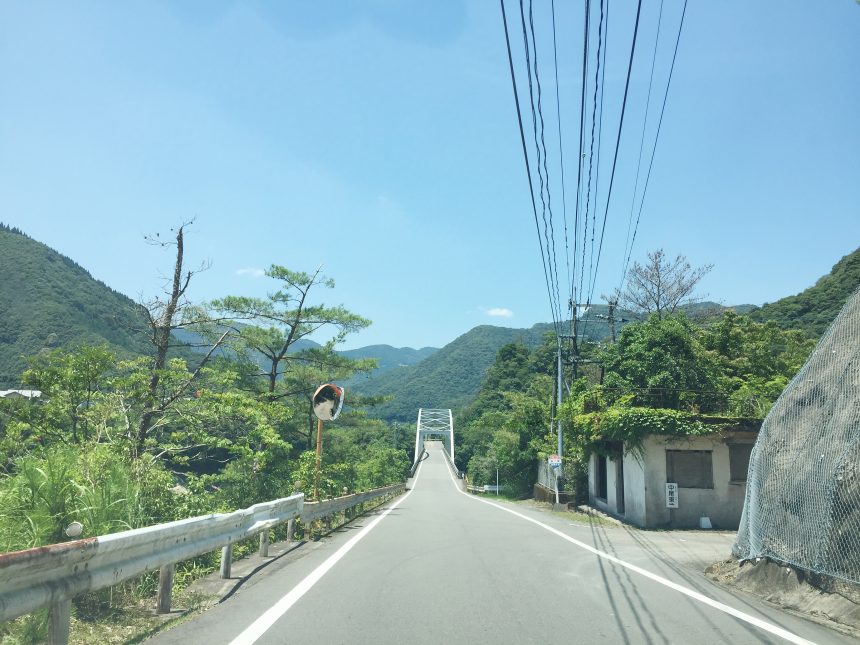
[{"xmin": 734, "ymin": 288, "xmax": 860, "ymax": 584}]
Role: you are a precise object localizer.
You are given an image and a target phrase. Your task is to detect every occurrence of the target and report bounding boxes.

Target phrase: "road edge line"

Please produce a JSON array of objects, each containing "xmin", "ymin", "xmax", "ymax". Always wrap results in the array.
[
  {"xmin": 443, "ymin": 455, "xmax": 816, "ymax": 645},
  {"xmin": 228, "ymin": 462, "xmax": 424, "ymax": 645}
]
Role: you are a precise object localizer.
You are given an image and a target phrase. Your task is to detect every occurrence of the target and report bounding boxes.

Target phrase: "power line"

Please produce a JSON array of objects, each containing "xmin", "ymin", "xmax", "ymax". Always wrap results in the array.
[
  {"xmin": 571, "ymin": 0, "xmax": 592, "ymax": 327},
  {"xmin": 525, "ymin": 0, "xmax": 564, "ymax": 331},
  {"xmin": 499, "ymin": 0, "xmax": 561, "ymax": 336},
  {"xmin": 621, "ymin": 0, "xmax": 664, "ymax": 290},
  {"xmin": 586, "ymin": 0, "xmax": 645, "ymax": 309},
  {"xmin": 619, "ymin": 0, "xmax": 689, "ymax": 292},
  {"xmin": 550, "ymin": 0, "xmax": 571, "ymax": 314}
]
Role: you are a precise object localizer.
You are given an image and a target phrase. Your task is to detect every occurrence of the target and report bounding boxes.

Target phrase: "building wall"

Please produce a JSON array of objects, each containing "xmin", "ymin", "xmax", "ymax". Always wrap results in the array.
[
  {"xmin": 640, "ymin": 433, "xmax": 755, "ymax": 529},
  {"xmin": 589, "ymin": 451, "xmax": 647, "ymax": 525},
  {"xmin": 622, "ymin": 451, "xmax": 647, "ymax": 526},
  {"xmin": 587, "ymin": 432, "xmax": 756, "ymax": 529}
]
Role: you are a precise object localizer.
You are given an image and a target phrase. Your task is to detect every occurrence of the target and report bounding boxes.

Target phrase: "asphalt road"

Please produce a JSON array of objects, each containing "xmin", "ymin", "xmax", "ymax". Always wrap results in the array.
[{"xmin": 146, "ymin": 442, "xmax": 854, "ymax": 645}]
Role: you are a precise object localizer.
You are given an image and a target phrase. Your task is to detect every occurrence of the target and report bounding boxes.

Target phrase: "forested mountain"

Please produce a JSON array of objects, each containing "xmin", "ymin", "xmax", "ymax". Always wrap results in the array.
[
  {"xmin": 0, "ymin": 225, "xmax": 438, "ymax": 387},
  {"xmin": 171, "ymin": 327, "xmax": 437, "ymax": 380},
  {"xmin": 747, "ymin": 247, "xmax": 860, "ymax": 337},
  {"xmin": 0, "ymin": 224, "xmax": 152, "ymax": 386},
  {"xmin": 340, "ymin": 344, "xmax": 438, "ymax": 373},
  {"xmin": 354, "ymin": 323, "xmax": 554, "ymax": 422}
]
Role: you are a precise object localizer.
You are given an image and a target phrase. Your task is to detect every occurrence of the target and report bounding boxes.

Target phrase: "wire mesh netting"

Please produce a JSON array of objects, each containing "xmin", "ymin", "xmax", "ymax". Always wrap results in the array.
[{"xmin": 733, "ymin": 288, "xmax": 860, "ymax": 585}]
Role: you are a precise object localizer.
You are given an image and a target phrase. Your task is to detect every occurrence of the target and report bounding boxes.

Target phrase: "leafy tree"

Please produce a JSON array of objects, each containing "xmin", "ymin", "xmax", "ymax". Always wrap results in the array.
[
  {"xmin": 617, "ymin": 249, "xmax": 713, "ymax": 318},
  {"xmin": 209, "ymin": 266, "xmax": 375, "ymax": 450},
  {"xmin": 599, "ymin": 313, "xmax": 719, "ymax": 410},
  {"xmin": 700, "ymin": 310, "xmax": 815, "ymax": 415},
  {"xmin": 20, "ymin": 344, "xmax": 116, "ymax": 444},
  {"xmin": 211, "ymin": 266, "xmax": 372, "ymax": 395},
  {"xmin": 456, "ymin": 339, "xmax": 553, "ymax": 496}
]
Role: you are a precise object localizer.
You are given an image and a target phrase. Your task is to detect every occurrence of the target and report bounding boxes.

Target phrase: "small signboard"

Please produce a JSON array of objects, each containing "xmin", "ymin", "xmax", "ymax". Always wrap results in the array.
[
  {"xmin": 666, "ymin": 482, "xmax": 679, "ymax": 508},
  {"xmin": 548, "ymin": 454, "xmax": 562, "ymax": 468}
]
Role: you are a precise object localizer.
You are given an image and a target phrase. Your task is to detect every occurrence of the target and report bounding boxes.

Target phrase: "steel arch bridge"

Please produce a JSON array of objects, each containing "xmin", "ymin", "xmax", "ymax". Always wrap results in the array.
[{"xmin": 414, "ymin": 408, "xmax": 454, "ymax": 464}]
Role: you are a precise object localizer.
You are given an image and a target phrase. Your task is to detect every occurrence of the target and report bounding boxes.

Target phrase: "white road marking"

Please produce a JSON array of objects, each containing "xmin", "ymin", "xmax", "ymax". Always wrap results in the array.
[
  {"xmin": 228, "ymin": 460, "xmax": 424, "ymax": 645},
  {"xmin": 442, "ymin": 454, "xmax": 817, "ymax": 645}
]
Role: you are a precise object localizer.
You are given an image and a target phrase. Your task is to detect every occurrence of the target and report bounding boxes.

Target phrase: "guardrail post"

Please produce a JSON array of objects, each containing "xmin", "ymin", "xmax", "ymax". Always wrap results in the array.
[
  {"xmin": 259, "ymin": 531, "xmax": 269, "ymax": 557},
  {"xmin": 287, "ymin": 518, "xmax": 295, "ymax": 542},
  {"xmin": 156, "ymin": 563, "xmax": 175, "ymax": 614},
  {"xmin": 220, "ymin": 544, "xmax": 232, "ymax": 578},
  {"xmin": 47, "ymin": 599, "xmax": 71, "ymax": 645}
]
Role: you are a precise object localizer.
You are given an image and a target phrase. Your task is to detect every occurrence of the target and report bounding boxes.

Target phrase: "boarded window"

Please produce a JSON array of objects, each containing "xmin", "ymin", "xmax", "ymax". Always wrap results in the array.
[
  {"xmin": 728, "ymin": 444, "xmax": 753, "ymax": 482},
  {"xmin": 666, "ymin": 450, "xmax": 713, "ymax": 489}
]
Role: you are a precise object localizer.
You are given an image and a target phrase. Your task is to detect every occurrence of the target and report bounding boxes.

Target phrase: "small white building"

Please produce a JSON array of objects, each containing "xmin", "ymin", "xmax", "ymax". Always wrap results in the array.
[
  {"xmin": 0, "ymin": 389, "xmax": 42, "ymax": 400},
  {"xmin": 588, "ymin": 429, "xmax": 759, "ymax": 529}
]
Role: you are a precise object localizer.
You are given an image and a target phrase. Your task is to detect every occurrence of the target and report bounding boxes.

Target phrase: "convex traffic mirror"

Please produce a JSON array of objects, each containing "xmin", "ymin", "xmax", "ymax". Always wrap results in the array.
[{"xmin": 312, "ymin": 383, "xmax": 344, "ymax": 421}]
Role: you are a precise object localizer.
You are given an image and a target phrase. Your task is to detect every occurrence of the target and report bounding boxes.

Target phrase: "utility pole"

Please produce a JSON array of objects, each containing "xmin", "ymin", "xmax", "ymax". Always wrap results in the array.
[
  {"xmin": 608, "ymin": 300, "xmax": 617, "ymax": 343},
  {"xmin": 556, "ymin": 342, "xmax": 563, "ymax": 462}
]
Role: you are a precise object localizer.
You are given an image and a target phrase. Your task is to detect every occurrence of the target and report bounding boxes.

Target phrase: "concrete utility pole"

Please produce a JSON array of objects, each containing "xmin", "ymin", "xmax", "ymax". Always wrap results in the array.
[
  {"xmin": 608, "ymin": 300, "xmax": 617, "ymax": 343},
  {"xmin": 556, "ymin": 343, "xmax": 563, "ymax": 461}
]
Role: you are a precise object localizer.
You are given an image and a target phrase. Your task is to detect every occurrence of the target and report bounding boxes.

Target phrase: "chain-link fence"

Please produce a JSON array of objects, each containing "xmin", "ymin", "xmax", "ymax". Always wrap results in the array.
[{"xmin": 734, "ymin": 288, "xmax": 860, "ymax": 585}]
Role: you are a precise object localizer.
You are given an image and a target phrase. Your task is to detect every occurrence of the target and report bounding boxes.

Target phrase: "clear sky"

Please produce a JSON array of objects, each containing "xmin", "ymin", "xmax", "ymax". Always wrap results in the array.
[{"xmin": 2, "ymin": 1, "xmax": 858, "ymax": 350}]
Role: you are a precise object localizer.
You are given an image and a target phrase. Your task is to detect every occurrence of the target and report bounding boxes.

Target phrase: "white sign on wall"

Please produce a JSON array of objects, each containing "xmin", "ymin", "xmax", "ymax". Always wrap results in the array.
[{"xmin": 666, "ymin": 482, "xmax": 679, "ymax": 508}]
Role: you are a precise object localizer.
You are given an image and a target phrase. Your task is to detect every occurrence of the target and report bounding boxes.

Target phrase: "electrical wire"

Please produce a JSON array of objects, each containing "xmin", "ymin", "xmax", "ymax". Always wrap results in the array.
[
  {"xmin": 586, "ymin": 0, "xmax": 644, "ymax": 310},
  {"xmin": 572, "ymin": 0, "xmax": 591, "ymax": 321},
  {"xmin": 619, "ymin": 0, "xmax": 689, "ymax": 292},
  {"xmin": 550, "ymin": 0, "xmax": 571, "ymax": 315},
  {"xmin": 620, "ymin": 0, "xmax": 664, "ymax": 290},
  {"xmin": 526, "ymin": 0, "xmax": 565, "ymax": 332},
  {"xmin": 499, "ymin": 0, "xmax": 562, "ymax": 337}
]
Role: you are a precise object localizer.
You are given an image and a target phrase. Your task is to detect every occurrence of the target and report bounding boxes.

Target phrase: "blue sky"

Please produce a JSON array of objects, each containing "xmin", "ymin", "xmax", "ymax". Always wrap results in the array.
[{"xmin": 2, "ymin": 1, "xmax": 858, "ymax": 350}]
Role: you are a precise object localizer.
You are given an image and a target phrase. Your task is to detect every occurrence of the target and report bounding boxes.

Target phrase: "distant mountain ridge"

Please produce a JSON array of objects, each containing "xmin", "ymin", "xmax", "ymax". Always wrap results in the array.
[
  {"xmin": 2, "ymin": 224, "xmax": 855, "ymax": 420},
  {"xmin": 0, "ymin": 224, "xmax": 439, "ymax": 386},
  {"xmin": 0, "ymin": 223, "xmax": 153, "ymax": 386},
  {"xmin": 747, "ymin": 247, "xmax": 860, "ymax": 337},
  {"xmin": 353, "ymin": 323, "xmax": 554, "ymax": 422}
]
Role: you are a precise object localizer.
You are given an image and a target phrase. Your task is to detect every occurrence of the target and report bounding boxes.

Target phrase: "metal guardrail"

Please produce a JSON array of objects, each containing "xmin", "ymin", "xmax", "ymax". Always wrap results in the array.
[
  {"xmin": 0, "ymin": 482, "xmax": 405, "ymax": 644},
  {"xmin": 301, "ymin": 484, "xmax": 403, "ymax": 523},
  {"xmin": 466, "ymin": 484, "xmax": 500, "ymax": 494}
]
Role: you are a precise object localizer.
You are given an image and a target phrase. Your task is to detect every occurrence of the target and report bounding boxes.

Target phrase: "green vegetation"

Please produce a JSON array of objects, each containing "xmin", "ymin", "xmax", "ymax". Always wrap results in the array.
[
  {"xmin": 456, "ymin": 309, "xmax": 816, "ymax": 503},
  {"xmin": 454, "ymin": 340, "xmax": 554, "ymax": 498},
  {"xmin": 747, "ymin": 246, "xmax": 860, "ymax": 337},
  {"xmin": 0, "ymin": 227, "xmax": 409, "ymax": 643}
]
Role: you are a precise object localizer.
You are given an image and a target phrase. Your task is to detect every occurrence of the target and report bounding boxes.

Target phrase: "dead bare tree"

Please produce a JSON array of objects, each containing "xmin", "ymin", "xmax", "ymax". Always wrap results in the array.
[
  {"xmin": 617, "ymin": 249, "xmax": 713, "ymax": 319},
  {"xmin": 134, "ymin": 222, "xmax": 229, "ymax": 458}
]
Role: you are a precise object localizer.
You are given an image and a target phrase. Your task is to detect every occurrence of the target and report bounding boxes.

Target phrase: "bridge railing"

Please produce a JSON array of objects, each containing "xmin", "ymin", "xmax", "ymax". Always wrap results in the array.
[
  {"xmin": 0, "ymin": 482, "xmax": 405, "ymax": 644},
  {"xmin": 442, "ymin": 445, "xmax": 464, "ymax": 479}
]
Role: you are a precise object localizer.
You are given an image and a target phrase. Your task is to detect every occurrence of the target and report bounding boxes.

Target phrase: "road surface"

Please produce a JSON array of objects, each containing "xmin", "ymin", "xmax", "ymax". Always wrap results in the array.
[{"xmin": 146, "ymin": 442, "xmax": 853, "ymax": 644}]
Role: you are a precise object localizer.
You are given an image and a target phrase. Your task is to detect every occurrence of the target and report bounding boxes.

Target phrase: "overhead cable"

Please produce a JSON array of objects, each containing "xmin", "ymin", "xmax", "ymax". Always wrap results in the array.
[
  {"xmin": 619, "ymin": 0, "xmax": 689, "ymax": 292},
  {"xmin": 499, "ymin": 0, "xmax": 562, "ymax": 336},
  {"xmin": 620, "ymin": 0, "xmax": 665, "ymax": 290},
  {"xmin": 586, "ymin": 0, "xmax": 645, "ymax": 310},
  {"xmin": 572, "ymin": 0, "xmax": 592, "ymax": 320},
  {"xmin": 550, "ymin": 0, "xmax": 572, "ymax": 315},
  {"xmin": 524, "ymin": 0, "xmax": 565, "ymax": 331}
]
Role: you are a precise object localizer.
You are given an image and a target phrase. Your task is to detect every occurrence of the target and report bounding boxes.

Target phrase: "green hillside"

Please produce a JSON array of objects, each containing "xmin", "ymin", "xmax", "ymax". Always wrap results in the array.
[
  {"xmin": 747, "ymin": 247, "xmax": 860, "ymax": 337},
  {"xmin": 340, "ymin": 344, "xmax": 438, "ymax": 373},
  {"xmin": 0, "ymin": 224, "xmax": 153, "ymax": 385},
  {"xmin": 354, "ymin": 324, "xmax": 553, "ymax": 422}
]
